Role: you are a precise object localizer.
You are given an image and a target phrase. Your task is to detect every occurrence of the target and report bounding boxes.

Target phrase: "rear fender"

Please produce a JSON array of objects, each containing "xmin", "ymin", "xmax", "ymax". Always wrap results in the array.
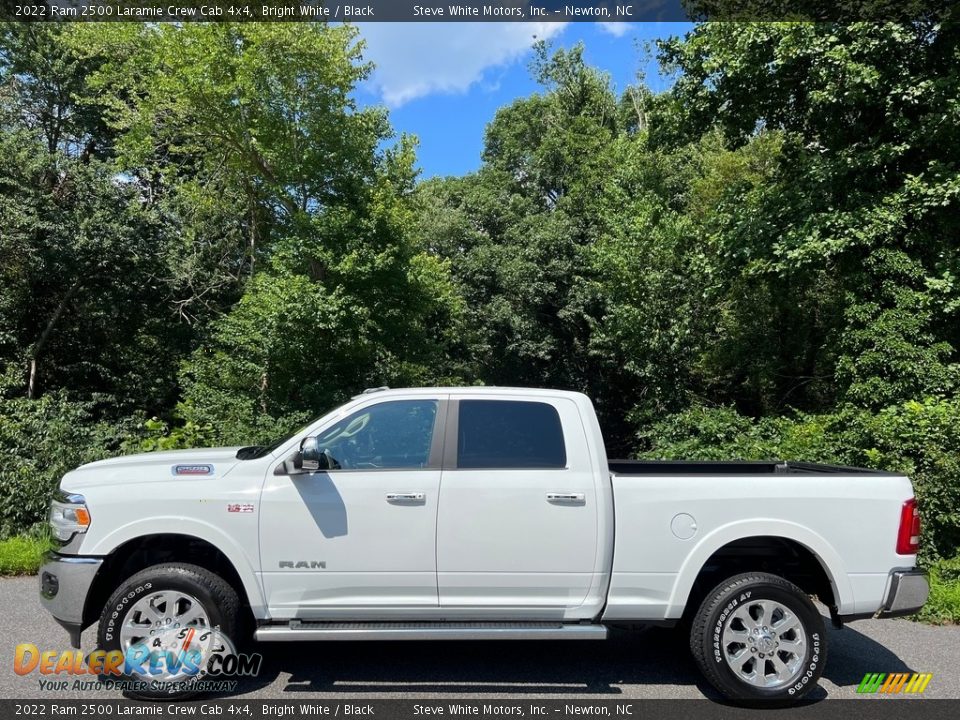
[{"xmin": 666, "ymin": 519, "xmax": 853, "ymax": 618}]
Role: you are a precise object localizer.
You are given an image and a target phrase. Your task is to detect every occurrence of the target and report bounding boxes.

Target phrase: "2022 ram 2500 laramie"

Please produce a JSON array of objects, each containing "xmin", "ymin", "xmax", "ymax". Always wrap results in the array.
[{"xmin": 40, "ymin": 387, "xmax": 928, "ymax": 702}]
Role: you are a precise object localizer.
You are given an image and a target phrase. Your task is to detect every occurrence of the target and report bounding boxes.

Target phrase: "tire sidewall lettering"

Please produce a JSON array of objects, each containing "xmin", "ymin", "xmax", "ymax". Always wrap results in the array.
[
  {"xmin": 712, "ymin": 591, "xmax": 751, "ymax": 664},
  {"xmin": 104, "ymin": 579, "xmax": 179, "ymax": 645},
  {"xmin": 789, "ymin": 632, "xmax": 821, "ymax": 694}
]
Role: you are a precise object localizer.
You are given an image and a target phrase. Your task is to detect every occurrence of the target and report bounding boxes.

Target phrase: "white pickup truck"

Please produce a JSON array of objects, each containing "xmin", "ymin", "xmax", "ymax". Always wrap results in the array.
[{"xmin": 40, "ymin": 387, "xmax": 928, "ymax": 702}]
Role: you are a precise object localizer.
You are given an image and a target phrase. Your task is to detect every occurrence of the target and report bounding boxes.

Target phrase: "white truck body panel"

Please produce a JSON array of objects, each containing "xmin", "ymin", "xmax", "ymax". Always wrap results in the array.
[
  {"xmin": 59, "ymin": 447, "xmax": 267, "ymax": 616},
  {"xmin": 604, "ymin": 472, "xmax": 915, "ymax": 619},
  {"xmin": 260, "ymin": 466, "xmax": 443, "ymax": 615},
  {"xmin": 435, "ymin": 393, "xmax": 602, "ymax": 618},
  {"xmin": 55, "ymin": 387, "xmax": 917, "ymax": 627}
]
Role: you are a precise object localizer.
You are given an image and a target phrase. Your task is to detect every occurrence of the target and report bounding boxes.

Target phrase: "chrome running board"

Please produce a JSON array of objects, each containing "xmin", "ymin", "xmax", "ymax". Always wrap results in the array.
[{"xmin": 255, "ymin": 620, "xmax": 608, "ymax": 642}]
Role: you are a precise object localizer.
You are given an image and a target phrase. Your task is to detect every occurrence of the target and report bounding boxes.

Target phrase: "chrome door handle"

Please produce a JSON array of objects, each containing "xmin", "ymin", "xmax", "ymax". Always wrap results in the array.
[
  {"xmin": 386, "ymin": 492, "xmax": 425, "ymax": 503},
  {"xmin": 546, "ymin": 493, "xmax": 585, "ymax": 503}
]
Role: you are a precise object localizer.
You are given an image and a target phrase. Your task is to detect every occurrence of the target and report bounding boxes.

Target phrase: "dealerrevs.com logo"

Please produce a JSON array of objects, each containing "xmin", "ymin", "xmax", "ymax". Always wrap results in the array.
[
  {"xmin": 857, "ymin": 672, "xmax": 933, "ymax": 695},
  {"xmin": 14, "ymin": 629, "xmax": 261, "ymax": 694}
]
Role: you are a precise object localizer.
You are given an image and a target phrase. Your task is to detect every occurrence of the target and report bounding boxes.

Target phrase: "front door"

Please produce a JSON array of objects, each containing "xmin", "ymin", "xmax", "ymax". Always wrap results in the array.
[{"xmin": 260, "ymin": 396, "xmax": 445, "ymax": 618}]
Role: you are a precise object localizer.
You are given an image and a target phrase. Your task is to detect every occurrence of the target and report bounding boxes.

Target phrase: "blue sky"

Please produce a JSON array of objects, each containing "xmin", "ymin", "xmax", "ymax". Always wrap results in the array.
[{"xmin": 353, "ymin": 22, "xmax": 693, "ymax": 179}]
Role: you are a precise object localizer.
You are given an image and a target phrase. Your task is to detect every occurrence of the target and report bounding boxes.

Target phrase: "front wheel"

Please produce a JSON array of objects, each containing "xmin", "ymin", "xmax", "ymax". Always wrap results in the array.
[
  {"xmin": 97, "ymin": 563, "xmax": 240, "ymax": 700},
  {"xmin": 690, "ymin": 572, "xmax": 827, "ymax": 703}
]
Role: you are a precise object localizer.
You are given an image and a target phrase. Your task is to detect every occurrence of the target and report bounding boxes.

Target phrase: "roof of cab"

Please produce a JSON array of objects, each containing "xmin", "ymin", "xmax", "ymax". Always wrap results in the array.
[{"xmin": 351, "ymin": 386, "xmax": 588, "ymax": 400}]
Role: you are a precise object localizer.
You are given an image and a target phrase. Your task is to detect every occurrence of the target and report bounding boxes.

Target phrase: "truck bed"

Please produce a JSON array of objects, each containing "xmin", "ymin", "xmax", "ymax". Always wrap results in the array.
[{"xmin": 608, "ymin": 459, "xmax": 894, "ymax": 475}]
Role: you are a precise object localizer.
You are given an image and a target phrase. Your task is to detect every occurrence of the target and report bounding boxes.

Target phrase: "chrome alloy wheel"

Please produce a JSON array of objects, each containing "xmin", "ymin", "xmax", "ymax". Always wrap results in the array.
[
  {"xmin": 119, "ymin": 590, "xmax": 211, "ymax": 652},
  {"xmin": 721, "ymin": 599, "xmax": 807, "ymax": 689}
]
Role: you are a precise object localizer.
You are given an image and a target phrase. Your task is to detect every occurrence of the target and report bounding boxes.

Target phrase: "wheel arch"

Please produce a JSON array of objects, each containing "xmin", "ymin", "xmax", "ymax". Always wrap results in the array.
[
  {"xmin": 82, "ymin": 529, "xmax": 264, "ymax": 632},
  {"xmin": 667, "ymin": 520, "xmax": 853, "ymax": 619}
]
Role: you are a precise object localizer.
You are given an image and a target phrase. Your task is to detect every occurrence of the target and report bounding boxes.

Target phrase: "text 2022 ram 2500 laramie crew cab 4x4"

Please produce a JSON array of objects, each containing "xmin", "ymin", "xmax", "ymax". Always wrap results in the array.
[{"xmin": 40, "ymin": 387, "xmax": 928, "ymax": 702}]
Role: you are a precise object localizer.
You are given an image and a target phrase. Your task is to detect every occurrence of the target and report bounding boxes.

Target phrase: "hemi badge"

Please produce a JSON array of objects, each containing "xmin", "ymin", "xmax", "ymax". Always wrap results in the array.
[
  {"xmin": 172, "ymin": 464, "xmax": 214, "ymax": 476},
  {"xmin": 227, "ymin": 504, "xmax": 255, "ymax": 513}
]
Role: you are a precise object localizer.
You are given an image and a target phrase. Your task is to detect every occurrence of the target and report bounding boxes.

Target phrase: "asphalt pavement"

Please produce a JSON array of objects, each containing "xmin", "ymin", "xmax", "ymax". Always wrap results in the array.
[{"xmin": 2, "ymin": 576, "xmax": 958, "ymax": 701}]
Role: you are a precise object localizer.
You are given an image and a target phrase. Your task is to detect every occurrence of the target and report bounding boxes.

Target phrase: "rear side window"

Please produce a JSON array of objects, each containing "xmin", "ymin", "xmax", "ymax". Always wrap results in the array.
[{"xmin": 457, "ymin": 400, "xmax": 567, "ymax": 469}]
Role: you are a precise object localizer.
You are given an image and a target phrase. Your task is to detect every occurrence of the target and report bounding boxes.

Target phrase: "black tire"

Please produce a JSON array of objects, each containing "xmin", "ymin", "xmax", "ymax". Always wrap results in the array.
[
  {"xmin": 690, "ymin": 572, "xmax": 827, "ymax": 703},
  {"xmin": 97, "ymin": 563, "xmax": 240, "ymax": 701}
]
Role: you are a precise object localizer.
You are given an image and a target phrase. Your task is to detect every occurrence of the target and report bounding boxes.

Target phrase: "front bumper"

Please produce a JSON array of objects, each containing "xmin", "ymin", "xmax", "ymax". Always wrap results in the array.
[
  {"xmin": 38, "ymin": 552, "xmax": 102, "ymax": 648},
  {"xmin": 877, "ymin": 569, "xmax": 929, "ymax": 618}
]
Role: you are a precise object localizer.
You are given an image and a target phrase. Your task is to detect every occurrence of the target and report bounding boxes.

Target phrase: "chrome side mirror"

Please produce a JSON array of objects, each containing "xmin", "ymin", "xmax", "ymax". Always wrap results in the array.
[{"xmin": 299, "ymin": 436, "xmax": 328, "ymax": 472}]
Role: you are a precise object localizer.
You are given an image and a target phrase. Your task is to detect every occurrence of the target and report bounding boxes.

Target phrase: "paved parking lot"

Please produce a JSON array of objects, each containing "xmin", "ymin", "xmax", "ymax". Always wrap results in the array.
[{"xmin": 2, "ymin": 576, "xmax": 958, "ymax": 700}]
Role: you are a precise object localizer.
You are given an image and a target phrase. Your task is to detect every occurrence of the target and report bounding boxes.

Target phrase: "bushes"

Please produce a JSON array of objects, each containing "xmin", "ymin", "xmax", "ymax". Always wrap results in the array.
[
  {"xmin": 635, "ymin": 406, "xmax": 844, "ymax": 464},
  {"xmin": 852, "ymin": 400, "xmax": 960, "ymax": 561},
  {"xmin": 0, "ymin": 387, "xmax": 139, "ymax": 538},
  {"xmin": 639, "ymin": 398, "xmax": 960, "ymax": 561},
  {"xmin": 123, "ymin": 415, "xmax": 217, "ymax": 453},
  {"xmin": 915, "ymin": 555, "xmax": 960, "ymax": 624}
]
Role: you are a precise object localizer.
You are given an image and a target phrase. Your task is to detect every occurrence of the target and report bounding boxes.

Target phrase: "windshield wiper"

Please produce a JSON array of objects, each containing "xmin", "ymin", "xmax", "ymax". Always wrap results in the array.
[{"xmin": 235, "ymin": 445, "xmax": 269, "ymax": 460}]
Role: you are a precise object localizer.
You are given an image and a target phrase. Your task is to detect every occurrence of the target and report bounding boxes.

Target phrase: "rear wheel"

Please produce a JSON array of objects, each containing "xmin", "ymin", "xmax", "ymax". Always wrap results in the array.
[{"xmin": 690, "ymin": 572, "xmax": 826, "ymax": 702}]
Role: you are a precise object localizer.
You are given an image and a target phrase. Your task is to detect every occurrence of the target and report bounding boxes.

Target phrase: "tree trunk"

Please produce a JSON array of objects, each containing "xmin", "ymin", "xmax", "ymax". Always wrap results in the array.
[
  {"xmin": 26, "ymin": 278, "xmax": 82, "ymax": 399},
  {"xmin": 259, "ymin": 370, "xmax": 269, "ymax": 414}
]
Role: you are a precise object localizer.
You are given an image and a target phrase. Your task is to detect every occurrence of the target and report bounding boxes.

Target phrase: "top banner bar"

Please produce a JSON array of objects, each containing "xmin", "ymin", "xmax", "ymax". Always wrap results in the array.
[{"xmin": 0, "ymin": 1, "xmax": 957, "ymax": 22}]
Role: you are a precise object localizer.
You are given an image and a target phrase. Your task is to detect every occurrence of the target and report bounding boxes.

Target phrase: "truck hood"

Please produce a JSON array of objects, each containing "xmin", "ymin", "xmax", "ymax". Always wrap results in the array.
[{"xmin": 60, "ymin": 447, "xmax": 246, "ymax": 491}]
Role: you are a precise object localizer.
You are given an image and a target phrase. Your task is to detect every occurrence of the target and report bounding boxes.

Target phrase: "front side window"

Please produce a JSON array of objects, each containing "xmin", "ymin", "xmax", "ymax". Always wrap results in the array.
[
  {"xmin": 315, "ymin": 400, "xmax": 438, "ymax": 470},
  {"xmin": 457, "ymin": 400, "xmax": 567, "ymax": 469}
]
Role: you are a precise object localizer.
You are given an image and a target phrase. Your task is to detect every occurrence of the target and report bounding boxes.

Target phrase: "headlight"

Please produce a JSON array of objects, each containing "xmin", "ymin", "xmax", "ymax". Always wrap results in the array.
[{"xmin": 49, "ymin": 492, "xmax": 91, "ymax": 542}]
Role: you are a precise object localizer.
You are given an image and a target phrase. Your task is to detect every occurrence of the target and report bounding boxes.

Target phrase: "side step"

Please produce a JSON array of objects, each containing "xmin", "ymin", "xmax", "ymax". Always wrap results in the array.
[{"xmin": 255, "ymin": 620, "xmax": 608, "ymax": 642}]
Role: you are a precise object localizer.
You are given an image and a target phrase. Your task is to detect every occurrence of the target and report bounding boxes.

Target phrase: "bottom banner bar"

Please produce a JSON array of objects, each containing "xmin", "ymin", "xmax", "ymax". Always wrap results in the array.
[{"xmin": 2, "ymin": 700, "xmax": 958, "ymax": 720}]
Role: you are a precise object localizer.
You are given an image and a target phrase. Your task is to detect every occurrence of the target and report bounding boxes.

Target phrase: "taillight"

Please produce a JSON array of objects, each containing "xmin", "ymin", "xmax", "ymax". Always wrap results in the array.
[{"xmin": 896, "ymin": 498, "xmax": 921, "ymax": 555}]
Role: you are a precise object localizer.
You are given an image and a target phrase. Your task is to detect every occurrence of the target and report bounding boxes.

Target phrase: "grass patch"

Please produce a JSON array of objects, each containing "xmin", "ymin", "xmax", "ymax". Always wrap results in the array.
[
  {"xmin": 914, "ymin": 555, "xmax": 960, "ymax": 625},
  {"xmin": 0, "ymin": 530, "xmax": 54, "ymax": 575}
]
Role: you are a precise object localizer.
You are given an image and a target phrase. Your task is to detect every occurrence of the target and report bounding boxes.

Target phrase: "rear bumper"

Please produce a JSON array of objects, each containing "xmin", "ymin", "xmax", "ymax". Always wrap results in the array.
[
  {"xmin": 877, "ymin": 569, "xmax": 929, "ymax": 618},
  {"xmin": 38, "ymin": 552, "xmax": 102, "ymax": 648}
]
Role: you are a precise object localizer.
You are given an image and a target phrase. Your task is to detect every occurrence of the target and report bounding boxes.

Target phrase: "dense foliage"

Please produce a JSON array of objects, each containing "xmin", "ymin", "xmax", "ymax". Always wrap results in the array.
[{"xmin": 1, "ymin": 22, "xmax": 958, "ymax": 568}]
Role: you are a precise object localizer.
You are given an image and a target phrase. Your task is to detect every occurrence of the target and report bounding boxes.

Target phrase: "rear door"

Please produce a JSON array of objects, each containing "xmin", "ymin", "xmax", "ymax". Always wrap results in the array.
[{"xmin": 435, "ymin": 395, "xmax": 599, "ymax": 616}]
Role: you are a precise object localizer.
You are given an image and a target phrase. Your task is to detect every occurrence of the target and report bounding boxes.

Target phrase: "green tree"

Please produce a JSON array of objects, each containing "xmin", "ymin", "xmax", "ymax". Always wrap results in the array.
[
  {"xmin": 417, "ymin": 43, "xmax": 643, "ymax": 449},
  {"xmin": 0, "ymin": 24, "xmax": 180, "ymax": 411},
  {"xmin": 73, "ymin": 23, "xmax": 461, "ymax": 443},
  {"xmin": 653, "ymin": 22, "xmax": 960, "ymax": 408},
  {"xmin": 76, "ymin": 22, "xmax": 393, "ymax": 324}
]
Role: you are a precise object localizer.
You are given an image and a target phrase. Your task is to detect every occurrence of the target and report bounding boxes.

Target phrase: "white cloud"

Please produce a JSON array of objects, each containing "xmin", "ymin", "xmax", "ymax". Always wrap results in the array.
[
  {"xmin": 598, "ymin": 23, "xmax": 634, "ymax": 38},
  {"xmin": 358, "ymin": 23, "xmax": 568, "ymax": 107}
]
